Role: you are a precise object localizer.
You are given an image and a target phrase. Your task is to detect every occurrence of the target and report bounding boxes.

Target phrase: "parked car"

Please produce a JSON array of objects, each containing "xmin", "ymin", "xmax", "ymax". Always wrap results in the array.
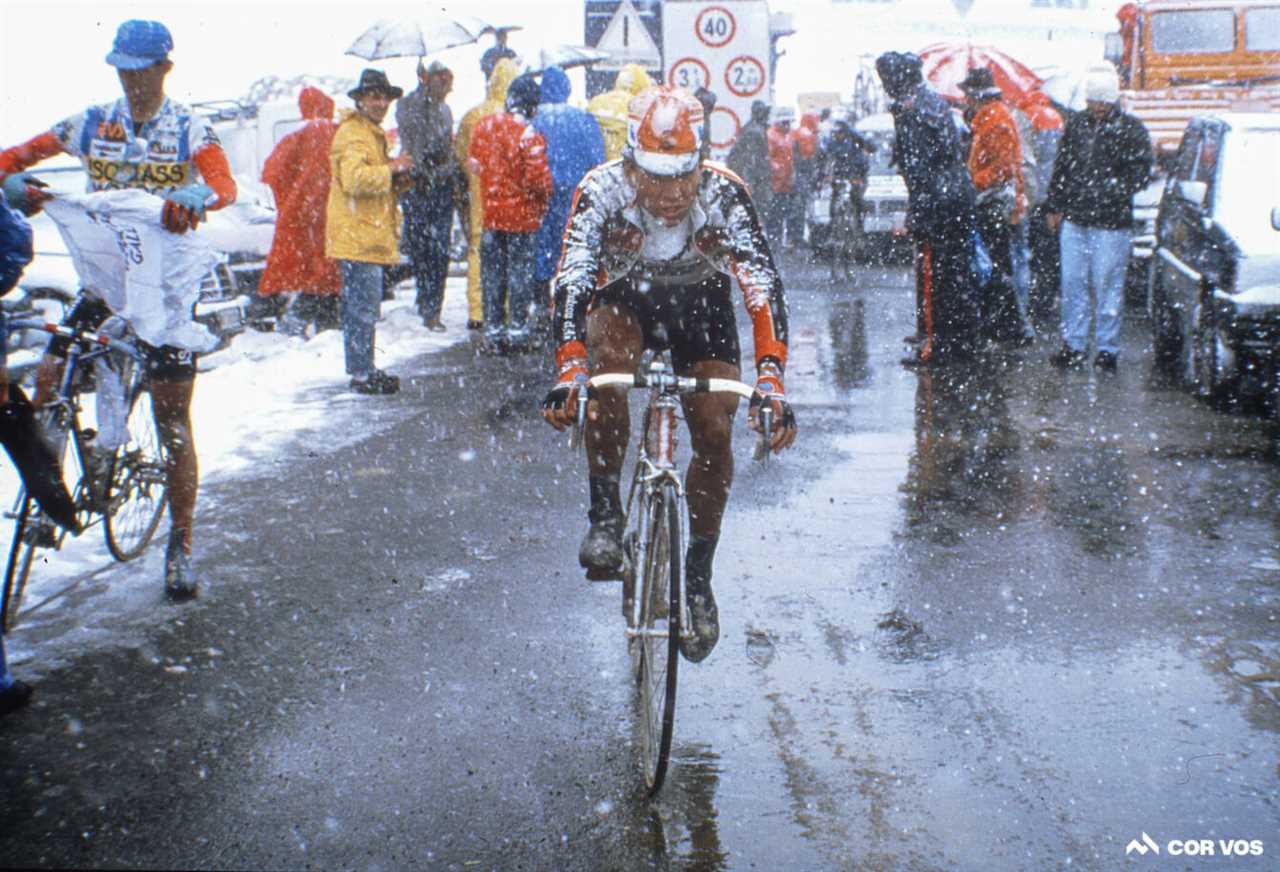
[
  {"xmin": 10, "ymin": 153, "xmax": 275, "ymax": 351},
  {"xmin": 1148, "ymin": 113, "xmax": 1280, "ymax": 412}
]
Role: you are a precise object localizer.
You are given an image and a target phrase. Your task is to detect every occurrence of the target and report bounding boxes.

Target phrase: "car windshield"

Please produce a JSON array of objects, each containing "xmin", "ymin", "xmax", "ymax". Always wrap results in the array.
[
  {"xmin": 1216, "ymin": 128, "xmax": 1280, "ymax": 255},
  {"xmin": 1150, "ymin": 10, "xmax": 1235, "ymax": 54}
]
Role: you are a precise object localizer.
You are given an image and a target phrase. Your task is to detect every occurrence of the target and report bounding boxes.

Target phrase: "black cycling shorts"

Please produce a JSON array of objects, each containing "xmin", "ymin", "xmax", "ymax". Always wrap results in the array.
[
  {"xmin": 589, "ymin": 272, "xmax": 741, "ymax": 372},
  {"xmin": 46, "ymin": 294, "xmax": 198, "ymax": 382}
]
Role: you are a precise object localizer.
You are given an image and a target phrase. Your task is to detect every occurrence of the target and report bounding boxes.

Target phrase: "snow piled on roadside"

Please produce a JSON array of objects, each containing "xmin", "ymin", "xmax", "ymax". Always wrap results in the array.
[{"xmin": 3, "ymin": 278, "xmax": 470, "ymax": 671}]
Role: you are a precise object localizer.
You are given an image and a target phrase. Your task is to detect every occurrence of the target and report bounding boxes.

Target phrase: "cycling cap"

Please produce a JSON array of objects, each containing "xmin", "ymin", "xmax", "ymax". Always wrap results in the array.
[
  {"xmin": 106, "ymin": 20, "xmax": 173, "ymax": 70},
  {"xmin": 627, "ymin": 87, "xmax": 704, "ymax": 177}
]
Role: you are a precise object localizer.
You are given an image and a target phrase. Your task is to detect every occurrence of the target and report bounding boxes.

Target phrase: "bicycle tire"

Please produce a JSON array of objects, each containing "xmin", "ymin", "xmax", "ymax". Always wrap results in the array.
[
  {"xmin": 1, "ymin": 494, "xmax": 38, "ymax": 633},
  {"xmin": 637, "ymin": 481, "xmax": 681, "ymax": 795},
  {"xmin": 103, "ymin": 383, "xmax": 168, "ymax": 561}
]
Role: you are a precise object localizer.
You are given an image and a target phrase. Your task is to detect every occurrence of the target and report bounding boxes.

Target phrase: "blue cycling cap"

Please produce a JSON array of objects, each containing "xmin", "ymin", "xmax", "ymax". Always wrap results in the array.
[{"xmin": 106, "ymin": 20, "xmax": 173, "ymax": 70}]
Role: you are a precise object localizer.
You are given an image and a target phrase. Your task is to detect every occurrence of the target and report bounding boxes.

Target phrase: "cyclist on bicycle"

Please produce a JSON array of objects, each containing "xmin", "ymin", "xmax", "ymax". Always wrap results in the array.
[
  {"xmin": 822, "ymin": 112, "xmax": 875, "ymax": 235},
  {"xmin": 541, "ymin": 86, "xmax": 797, "ymax": 662},
  {"xmin": 0, "ymin": 20, "xmax": 237, "ymax": 600}
]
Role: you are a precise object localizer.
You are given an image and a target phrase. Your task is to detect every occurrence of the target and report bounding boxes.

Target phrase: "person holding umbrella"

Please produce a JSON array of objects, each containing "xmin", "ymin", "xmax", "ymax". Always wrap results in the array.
[{"xmin": 325, "ymin": 69, "xmax": 414, "ymax": 394}]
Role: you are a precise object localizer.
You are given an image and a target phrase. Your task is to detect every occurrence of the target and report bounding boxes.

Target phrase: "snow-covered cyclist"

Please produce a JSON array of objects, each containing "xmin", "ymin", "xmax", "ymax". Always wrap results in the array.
[{"xmin": 541, "ymin": 86, "xmax": 797, "ymax": 662}]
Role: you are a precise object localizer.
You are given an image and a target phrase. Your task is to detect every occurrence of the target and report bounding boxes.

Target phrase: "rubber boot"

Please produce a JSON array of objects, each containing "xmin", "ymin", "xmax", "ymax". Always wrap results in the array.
[
  {"xmin": 680, "ymin": 535, "xmax": 720, "ymax": 662},
  {"xmin": 579, "ymin": 476, "xmax": 624, "ymax": 578}
]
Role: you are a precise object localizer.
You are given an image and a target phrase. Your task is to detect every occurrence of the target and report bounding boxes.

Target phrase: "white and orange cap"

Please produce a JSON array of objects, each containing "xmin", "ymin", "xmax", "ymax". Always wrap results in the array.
[{"xmin": 626, "ymin": 86, "xmax": 704, "ymax": 177}]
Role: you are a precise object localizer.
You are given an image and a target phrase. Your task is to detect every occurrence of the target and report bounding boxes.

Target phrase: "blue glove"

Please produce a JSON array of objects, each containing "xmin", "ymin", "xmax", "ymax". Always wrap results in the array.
[
  {"xmin": 2, "ymin": 172, "xmax": 50, "ymax": 215},
  {"xmin": 161, "ymin": 183, "xmax": 215, "ymax": 233}
]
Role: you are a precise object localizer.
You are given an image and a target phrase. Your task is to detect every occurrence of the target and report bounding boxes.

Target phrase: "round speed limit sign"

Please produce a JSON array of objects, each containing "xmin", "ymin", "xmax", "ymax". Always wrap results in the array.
[
  {"xmin": 695, "ymin": 6, "xmax": 736, "ymax": 48},
  {"xmin": 668, "ymin": 57, "xmax": 710, "ymax": 92},
  {"xmin": 724, "ymin": 55, "xmax": 765, "ymax": 98}
]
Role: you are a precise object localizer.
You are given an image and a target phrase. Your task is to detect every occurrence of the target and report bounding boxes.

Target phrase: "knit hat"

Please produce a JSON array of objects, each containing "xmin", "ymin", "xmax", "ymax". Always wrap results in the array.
[
  {"xmin": 505, "ymin": 73, "xmax": 541, "ymax": 116},
  {"xmin": 876, "ymin": 51, "xmax": 923, "ymax": 101},
  {"xmin": 1085, "ymin": 65, "xmax": 1120, "ymax": 104}
]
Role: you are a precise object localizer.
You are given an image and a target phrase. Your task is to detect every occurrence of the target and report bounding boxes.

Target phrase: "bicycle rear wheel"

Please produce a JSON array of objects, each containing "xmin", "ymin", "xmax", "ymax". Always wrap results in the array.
[
  {"xmin": 2, "ymin": 494, "xmax": 39, "ymax": 633},
  {"xmin": 103, "ymin": 383, "xmax": 168, "ymax": 561},
  {"xmin": 637, "ymin": 482, "xmax": 681, "ymax": 795}
]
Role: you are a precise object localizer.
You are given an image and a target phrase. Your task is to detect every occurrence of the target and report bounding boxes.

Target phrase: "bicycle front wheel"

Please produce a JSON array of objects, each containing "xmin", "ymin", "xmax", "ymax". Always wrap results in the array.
[
  {"xmin": 2, "ymin": 494, "xmax": 39, "ymax": 633},
  {"xmin": 103, "ymin": 384, "xmax": 168, "ymax": 561},
  {"xmin": 637, "ymin": 481, "xmax": 681, "ymax": 795}
]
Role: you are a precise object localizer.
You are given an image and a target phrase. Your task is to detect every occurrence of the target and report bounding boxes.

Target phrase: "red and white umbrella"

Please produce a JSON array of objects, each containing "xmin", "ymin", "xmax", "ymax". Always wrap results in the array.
[{"xmin": 917, "ymin": 43, "xmax": 1043, "ymax": 106}]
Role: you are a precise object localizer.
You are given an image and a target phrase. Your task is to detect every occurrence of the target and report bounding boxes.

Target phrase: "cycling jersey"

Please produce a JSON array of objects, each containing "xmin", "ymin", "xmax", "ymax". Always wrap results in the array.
[
  {"xmin": 0, "ymin": 97, "xmax": 235, "ymax": 207},
  {"xmin": 552, "ymin": 160, "xmax": 788, "ymax": 373}
]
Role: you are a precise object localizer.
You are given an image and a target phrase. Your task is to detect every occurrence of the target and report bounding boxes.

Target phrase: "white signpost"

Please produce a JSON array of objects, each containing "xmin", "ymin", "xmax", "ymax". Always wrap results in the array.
[{"xmin": 661, "ymin": 2, "xmax": 772, "ymax": 156}]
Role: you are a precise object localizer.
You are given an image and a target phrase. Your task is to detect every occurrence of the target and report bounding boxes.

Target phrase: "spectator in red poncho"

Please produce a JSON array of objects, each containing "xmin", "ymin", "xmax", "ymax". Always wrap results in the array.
[
  {"xmin": 260, "ymin": 87, "xmax": 342, "ymax": 337},
  {"xmin": 765, "ymin": 106, "xmax": 796, "ymax": 247}
]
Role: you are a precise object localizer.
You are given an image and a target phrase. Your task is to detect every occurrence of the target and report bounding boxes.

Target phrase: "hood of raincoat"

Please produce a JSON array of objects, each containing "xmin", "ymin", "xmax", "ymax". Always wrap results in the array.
[
  {"xmin": 540, "ymin": 66, "xmax": 571, "ymax": 104},
  {"xmin": 299, "ymin": 87, "xmax": 334, "ymax": 121},
  {"xmin": 486, "ymin": 58, "xmax": 519, "ymax": 105},
  {"xmin": 615, "ymin": 64, "xmax": 652, "ymax": 96},
  {"xmin": 800, "ymin": 112, "xmax": 819, "ymax": 133}
]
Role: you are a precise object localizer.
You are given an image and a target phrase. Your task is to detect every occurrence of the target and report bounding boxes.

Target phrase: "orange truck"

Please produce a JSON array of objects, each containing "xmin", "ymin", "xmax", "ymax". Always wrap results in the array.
[{"xmin": 1107, "ymin": 0, "xmax": 1280, "ymax": 155}]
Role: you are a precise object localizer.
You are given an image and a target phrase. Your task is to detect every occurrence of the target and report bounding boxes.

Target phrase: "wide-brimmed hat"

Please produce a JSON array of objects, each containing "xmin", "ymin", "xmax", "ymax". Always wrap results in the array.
[{"xmin": 348, "ymin": 68, "xmax": 403, "ymax": 101}]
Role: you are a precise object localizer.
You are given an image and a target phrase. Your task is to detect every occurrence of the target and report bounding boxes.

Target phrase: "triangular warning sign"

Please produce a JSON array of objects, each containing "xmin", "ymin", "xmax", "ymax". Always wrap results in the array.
[{"xmin": 593, "ymin": 0, "xmax": 661, "ymax": 67}]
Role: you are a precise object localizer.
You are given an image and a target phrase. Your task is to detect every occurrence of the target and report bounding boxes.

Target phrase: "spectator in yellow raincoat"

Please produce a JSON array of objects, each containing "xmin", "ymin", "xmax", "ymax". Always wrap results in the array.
[
  {"xmin": 454, "ymin": 58, "xmax": 519, "ymax": 330},
  {"xmin": 586, "ymin": 63, "xmax": 653, "ymax": 161}
]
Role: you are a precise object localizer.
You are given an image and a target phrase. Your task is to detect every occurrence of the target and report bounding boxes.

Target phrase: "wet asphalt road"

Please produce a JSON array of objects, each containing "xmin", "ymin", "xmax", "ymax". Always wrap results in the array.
[{"xmin": 1, "ymin": 251, "xmax": 1278, "ymax": 872}]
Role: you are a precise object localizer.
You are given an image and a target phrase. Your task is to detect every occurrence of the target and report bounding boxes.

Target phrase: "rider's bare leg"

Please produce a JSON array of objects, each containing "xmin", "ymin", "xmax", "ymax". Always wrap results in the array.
[
  {"xmin": 677, "ymin": 357, "xmax": 739, "ymax": 662},
  {"xmin": 579, "ymin": 305, "xmax": 644, "ymax": 571},
  {"xmin": 584, "ymin": 304, "xmax": 644, "ymax": 478},
  {"xmin": 680, "ymin": 358, "xmax": 740, "ymax": 541},
  {"xmin": 149, "ymin": 378, "xmax": 197, "ymax": 542}
]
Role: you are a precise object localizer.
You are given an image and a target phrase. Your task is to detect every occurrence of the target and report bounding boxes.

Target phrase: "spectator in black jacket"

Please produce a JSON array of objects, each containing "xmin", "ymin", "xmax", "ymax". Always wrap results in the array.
[
  {"xmin": 876, "ymin": 51, "xmax": 980, "ymax": 366},
  {"xmin": 1044, "ymin": 65, "xmax": 1152, "ymax": 371}
]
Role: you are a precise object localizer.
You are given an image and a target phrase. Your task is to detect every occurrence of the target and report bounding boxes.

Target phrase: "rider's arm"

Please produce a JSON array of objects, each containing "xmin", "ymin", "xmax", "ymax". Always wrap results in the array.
[
  {"xmin": 711, "ymin": 171, "xmax": 788, "ymax": 373},
  {"xmin": 0, "ymin": 131, "xmax": 66, "ymax": 180},
  {"xmin": 550, "ymin": 165, "xmax": 615, "ymax": 364},
  {"xmin": 192, "ymin": 145, "xmax": 237, "ymax": 210}
]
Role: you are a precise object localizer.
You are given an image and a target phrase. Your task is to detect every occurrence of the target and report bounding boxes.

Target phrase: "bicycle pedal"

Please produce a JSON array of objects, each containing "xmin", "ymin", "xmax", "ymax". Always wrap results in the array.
[{"xmin": 23, "ymin": 522, "xmax": 58, "ymax": 548}]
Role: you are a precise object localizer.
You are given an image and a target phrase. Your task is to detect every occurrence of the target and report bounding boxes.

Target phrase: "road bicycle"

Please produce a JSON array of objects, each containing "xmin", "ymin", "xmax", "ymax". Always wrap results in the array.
[
  {"xmin": 573, "ymin": 353, "xmax": 772, "ymax": 794},
  {"xmin": 1, "ymin": 315, "xmax": 168, "ymax": 631}
]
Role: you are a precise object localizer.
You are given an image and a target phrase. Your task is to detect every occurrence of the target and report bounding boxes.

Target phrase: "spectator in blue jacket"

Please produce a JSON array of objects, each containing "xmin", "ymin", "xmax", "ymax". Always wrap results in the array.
[{"xmin": 532, "ymin": 66, "xmax": 605, "ymax": 330}]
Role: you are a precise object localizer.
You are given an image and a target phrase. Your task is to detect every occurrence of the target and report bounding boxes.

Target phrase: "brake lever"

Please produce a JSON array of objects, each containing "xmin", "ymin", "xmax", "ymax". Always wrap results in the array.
[
  {"xmin": 570, "ymin": 385, "xmax": 589, "ymax": 453},
  {"xmin": 753, "ymin": 403, "xmax": 773, "ymax": 465}
]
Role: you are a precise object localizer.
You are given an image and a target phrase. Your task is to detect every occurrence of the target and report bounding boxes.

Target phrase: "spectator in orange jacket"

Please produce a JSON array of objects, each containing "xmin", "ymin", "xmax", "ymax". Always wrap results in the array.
[
  {"xmin": 467, "ymin": 73, "xmax": 551, "ymax": 353},
  {"xmin": 788, "ymin": 112, "xmax": 820, "ymax": 247},
  {"xmin": 765, "ymin": 106, "xmax": 796, "ymax": 247},
  {"xmin": 960, "ymin": 67, "xmax": 1033, "ymax": 345},
  {"xmin": 260, "ymin": 87, "xmax": 342, "ymax": 338}
]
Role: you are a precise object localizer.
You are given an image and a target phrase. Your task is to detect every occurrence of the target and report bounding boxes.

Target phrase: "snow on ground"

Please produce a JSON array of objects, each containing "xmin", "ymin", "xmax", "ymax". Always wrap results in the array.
[{"xmin": 3, "ymin": 278, "xmax": 470, "ymax": 674}]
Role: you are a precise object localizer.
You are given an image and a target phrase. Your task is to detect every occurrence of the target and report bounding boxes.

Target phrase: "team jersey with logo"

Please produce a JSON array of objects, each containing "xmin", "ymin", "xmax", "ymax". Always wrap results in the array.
[{"xmin": 51, "ymin": 97, "xmax": 221, "ymax": 195}]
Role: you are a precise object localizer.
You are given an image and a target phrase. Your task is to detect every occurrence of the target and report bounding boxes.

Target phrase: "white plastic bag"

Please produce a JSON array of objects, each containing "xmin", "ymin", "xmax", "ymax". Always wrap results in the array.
[{"xmin": 43, "ymin": 190, "xmax": 221, "ymax": 353}]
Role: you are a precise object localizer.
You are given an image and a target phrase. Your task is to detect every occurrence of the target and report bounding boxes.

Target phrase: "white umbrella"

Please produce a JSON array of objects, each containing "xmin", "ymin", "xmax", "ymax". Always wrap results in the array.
[
  {"xmin": 527, "ymin": 44, "xmax": 611, "ymax": 74},
  {"xmin": 346, "ymin": 15, "xmax": 507, "ymax": 61}
]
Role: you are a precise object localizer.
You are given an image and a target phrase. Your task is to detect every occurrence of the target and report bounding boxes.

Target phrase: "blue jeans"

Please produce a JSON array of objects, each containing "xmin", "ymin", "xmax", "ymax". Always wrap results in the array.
[
  {"xmin": 401, "ymin": 185, "xmax": 453, "ymax": 322},
  {"xmin": 1010, "ymin": 220, "xmax": 1034, "ymax": 337},
  {"xmin": 339, "ymin": 260, "xmax": 384, "ymax": 379},
  {"xmin": 1059, "ymin": 220, "xmax": 1129, "ymax": 356},
  {"xmin": 480, "ymin": 230, "xmax": 536, "ymax": 342}
]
